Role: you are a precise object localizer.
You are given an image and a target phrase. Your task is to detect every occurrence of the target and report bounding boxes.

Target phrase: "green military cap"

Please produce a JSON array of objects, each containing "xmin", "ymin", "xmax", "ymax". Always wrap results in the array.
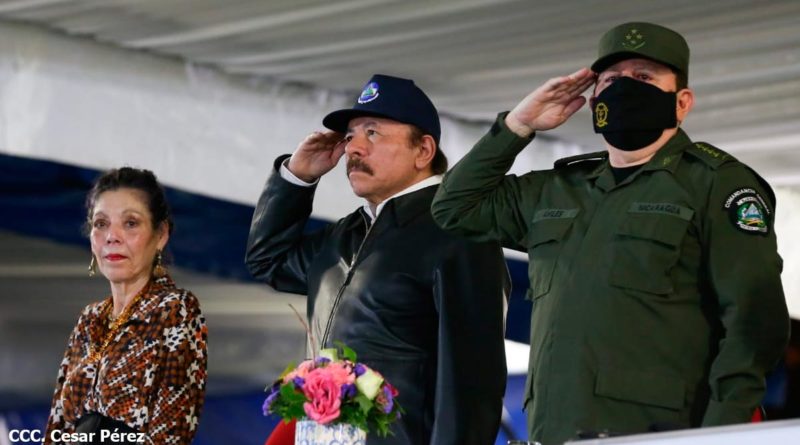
[{"xmin": 591, "ymin": 22, "xmax": 689, "ymax": 79}]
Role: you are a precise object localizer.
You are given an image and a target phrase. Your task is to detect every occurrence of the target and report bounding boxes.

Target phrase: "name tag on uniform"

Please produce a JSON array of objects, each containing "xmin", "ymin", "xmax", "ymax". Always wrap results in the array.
[
  {"xmin": 533, "ymin": 208, "xmax": 579, "ymax": 223},
  {"xmin": 628, "ymin": 202, "xmax": 693, "ymax": 221}
]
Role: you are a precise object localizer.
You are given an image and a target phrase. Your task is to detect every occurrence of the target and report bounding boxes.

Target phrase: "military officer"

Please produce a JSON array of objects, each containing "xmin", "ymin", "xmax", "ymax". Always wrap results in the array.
[{"xmin": 431, "ymin": 22, "xmax": 790, "ymax": 445}]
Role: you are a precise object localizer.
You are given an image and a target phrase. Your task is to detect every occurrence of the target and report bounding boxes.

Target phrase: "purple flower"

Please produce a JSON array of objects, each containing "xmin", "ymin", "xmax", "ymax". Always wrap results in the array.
[
  {"xmin": 354, "ymin": 363, "xmax": 366, "ymax": 377},
  {"xmin": 340, "ymin": 383, "xmax": 357, "ymax": 399},
  {"xmin": 292, "ymin": 376, "xmax": 305, "ymax": 389},
  {"xmin": 381, "ymin": 385, "xmax": 394, "ymax": 413},
  {"xmin": 262, "ymin": 385, "xmax": 281, "ymax": 416},
  {"xmin": 315, "ymin": 357, "xmax": 331, "ymax": 366}
]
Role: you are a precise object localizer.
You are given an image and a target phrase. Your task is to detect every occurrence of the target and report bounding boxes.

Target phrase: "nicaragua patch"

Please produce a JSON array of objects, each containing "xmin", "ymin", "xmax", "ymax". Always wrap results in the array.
[
  {"xmin": 628, "ymin": 202, "xmax": 693, "ymax": 221},
  {"xmin": 723, "ymin": 188, "xmax": 770, "ymax": 235}
]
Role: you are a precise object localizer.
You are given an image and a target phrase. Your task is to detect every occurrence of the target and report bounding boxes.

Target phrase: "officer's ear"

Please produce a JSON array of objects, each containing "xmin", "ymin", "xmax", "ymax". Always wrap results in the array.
[{"xmin": 676, "ymin": 87, "xmax": 694, "ymax": 123}]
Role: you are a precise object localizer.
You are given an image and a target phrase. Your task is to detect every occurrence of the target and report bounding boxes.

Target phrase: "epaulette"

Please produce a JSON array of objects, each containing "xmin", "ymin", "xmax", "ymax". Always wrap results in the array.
[
  {"xmin": 684, "ymin": 142, "xmax": 737, "ymax": 170},
  {"xmin": 554, "ymin": 151, "xmax": 607, "ymax": 169},
  {"xmin": 687, "ymin": 142, "xmax": 775, "ymax": 205}
]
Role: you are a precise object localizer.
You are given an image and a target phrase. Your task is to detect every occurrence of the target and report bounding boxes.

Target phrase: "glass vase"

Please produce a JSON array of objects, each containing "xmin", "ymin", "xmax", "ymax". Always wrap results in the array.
[{"xmin": 295, "ymin": 419, "xmax": 366, "ymax": 445}]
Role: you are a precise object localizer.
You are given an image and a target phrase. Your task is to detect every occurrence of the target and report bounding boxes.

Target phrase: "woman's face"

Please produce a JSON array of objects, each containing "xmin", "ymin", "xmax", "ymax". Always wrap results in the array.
[{"xmin": 89, "ymin": 188, "xmax": 168, "ymax": 285}]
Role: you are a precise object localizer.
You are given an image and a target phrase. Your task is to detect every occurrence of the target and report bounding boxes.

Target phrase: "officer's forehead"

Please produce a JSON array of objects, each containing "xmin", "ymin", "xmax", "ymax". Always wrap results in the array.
[{"xmin": 602, "ymin": 58, "xmax": 672, "ymax": 73}]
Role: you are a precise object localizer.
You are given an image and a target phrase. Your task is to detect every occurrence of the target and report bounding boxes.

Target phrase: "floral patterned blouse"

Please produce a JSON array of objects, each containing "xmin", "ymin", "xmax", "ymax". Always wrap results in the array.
[{"xmin": 45, "ymin": 275, "xmax": 207, "ymax": 444}]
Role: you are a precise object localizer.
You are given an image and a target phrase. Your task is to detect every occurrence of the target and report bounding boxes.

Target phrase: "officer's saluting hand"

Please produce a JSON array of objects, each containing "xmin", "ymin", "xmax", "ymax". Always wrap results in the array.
[{"xmin": 504, "ymin": 67, "xmax": 596, "ymax": 137}]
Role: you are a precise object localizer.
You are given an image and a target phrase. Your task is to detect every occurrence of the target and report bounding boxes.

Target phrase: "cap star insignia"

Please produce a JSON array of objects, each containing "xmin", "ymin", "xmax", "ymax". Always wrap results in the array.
[{"xmin": 623, "ymin": 28, "xmax": 645, "ymax": 50}]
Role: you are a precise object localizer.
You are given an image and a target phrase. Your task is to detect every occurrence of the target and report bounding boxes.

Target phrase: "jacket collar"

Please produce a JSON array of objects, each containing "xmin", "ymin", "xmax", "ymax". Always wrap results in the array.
[
  {"xmin": 129, "ymin": 274, "xmax": 176, "ymax": 323},
  {"xmin": 388, "ymin": 184, "xmax": 438, "ymax": 227},
  {"xmin": 587, "ymin": 128, "xmax": 692, "ymax": 191},
  {"xmin": 87, "ymin": 275, "xmax": 175, "ymax": 340},
  {"xmin": 640, "ymin": 128, "xmax": 691, "ymax": 175},
  {"xmin": 361, "ymin": 175, "xmax": 442, "ymax": 222},
  {"xmin": 357, "ymin": 184, "xmax": 438, "ymax": 229}
]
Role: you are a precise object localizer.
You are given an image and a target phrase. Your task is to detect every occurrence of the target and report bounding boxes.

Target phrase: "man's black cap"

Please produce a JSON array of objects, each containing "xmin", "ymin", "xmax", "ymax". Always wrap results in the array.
[{"xmin": 323, "ymin": 74, "xmax": 441, "ymax": 143}]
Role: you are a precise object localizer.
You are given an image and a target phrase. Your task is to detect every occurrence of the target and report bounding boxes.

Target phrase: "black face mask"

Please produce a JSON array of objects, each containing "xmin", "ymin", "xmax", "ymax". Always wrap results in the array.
[{"xmin": 591, "ymin": 77, "xmax": 677, "ymax": 151}]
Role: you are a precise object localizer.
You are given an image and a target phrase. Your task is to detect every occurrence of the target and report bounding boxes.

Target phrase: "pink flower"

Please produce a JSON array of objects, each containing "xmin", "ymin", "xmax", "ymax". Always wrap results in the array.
[
  {"xmin": 302, "ymin": 368, "xmax": 342, "ymax": 424},
  {"xmin": 283, "ymin": 359, "xmax": 315, "ymax": 383},
  {"xmin": 325, "ymin": 361, "xmax": 356, "ymax": 386}
]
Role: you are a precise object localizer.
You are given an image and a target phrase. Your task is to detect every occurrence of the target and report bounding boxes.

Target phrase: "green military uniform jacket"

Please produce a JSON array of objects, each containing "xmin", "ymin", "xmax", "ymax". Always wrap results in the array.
[{"xmin": 431, "ymin": 114, "xmax": 790, "ymax": 445}]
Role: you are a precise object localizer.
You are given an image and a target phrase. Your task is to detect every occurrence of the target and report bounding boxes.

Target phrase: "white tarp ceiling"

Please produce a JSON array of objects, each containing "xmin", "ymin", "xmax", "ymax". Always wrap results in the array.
[{"xmin": 0, "ymin": 0, "xmax": 798, "ymax": 184}]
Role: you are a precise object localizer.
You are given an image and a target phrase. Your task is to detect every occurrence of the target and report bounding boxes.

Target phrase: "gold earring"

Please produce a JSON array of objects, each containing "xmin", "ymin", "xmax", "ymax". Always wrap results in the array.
[
  {"xmin": 153, "ymin": 250, "xmax": 167, "ymax": 278},
  {"xmin": 88, "ymin": 255, "xmax": 97, "ymax": 277}
]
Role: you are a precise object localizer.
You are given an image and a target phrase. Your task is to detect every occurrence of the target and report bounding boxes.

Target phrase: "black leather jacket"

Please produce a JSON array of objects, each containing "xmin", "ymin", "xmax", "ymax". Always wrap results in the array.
[{"xmin": 246, "ymin": 158, "xmax": 509, "ymax": 444}]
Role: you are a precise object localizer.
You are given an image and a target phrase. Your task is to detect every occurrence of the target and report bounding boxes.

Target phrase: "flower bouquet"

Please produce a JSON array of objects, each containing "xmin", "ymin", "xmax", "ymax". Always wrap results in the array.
[{"xmin": 263, "ymin": 342, "xmax": 402, "ymax": 444}]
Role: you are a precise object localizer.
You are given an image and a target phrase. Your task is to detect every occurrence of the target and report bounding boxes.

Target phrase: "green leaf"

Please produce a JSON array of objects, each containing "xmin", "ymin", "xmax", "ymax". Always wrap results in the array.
[
  {"xmin": 366, "ymin": 408, "xmax": 398, "ymax": 438},
  {"xmin": 334, "ymin": 341, "xmax": 358, "ymax": 362},
  {"xmin": 280, "ymin": 384, "xmax": 306, "ymax": 402},
  {"xmin": 277, "ymin": 361, "xmax": 297, "ymax": 380},
  {"xmin": 339, "ymin": 403, "xmax": 368, "ymax": 431},
  {"xmin": 272, "ymin": 388, "xmax": 306, "ymax": 421},
  {"xmin": 354, "ymin": 394, "xmax": 372, "ymax": 415},
  {"xmin": 375, "ymin": 417, "xmax": 390, "ymax": 437}
]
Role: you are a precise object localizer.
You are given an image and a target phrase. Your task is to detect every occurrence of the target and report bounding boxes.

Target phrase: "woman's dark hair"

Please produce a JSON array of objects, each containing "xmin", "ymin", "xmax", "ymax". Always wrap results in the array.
[{"xmin": 84, "ymin": 167, "xmax": 173, "ymax": 235}]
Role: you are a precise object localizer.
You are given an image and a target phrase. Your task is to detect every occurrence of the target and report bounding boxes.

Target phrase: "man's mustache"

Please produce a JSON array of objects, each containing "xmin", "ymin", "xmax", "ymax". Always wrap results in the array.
[{"xmin": 346, "ymin": 157, "xmax": 374, "ymax": 176}]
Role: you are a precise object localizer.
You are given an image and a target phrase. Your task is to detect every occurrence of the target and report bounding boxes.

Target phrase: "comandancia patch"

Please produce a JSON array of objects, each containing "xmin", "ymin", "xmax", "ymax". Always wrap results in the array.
[{"xmin": 724, "ymin": 187, "xmax": 770, "ymax": 235}]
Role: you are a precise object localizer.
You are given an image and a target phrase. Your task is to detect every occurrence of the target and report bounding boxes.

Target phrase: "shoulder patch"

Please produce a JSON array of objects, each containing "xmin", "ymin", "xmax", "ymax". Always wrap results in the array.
[
  {"xmin": 554, "ymin": 151, "xmax": 607, "ymax": 169},
  {"xmin": 685, "ymin": 142, "xmax": 736, "ymax": 169},
  {"xmin": 723, "ymin": 187, "xmax": 770, "ymax": 235}
]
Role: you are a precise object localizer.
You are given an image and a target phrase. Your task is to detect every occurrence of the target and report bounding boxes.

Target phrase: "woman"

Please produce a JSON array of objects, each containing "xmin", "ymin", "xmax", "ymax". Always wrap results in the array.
[{"xmin": 45, "ymin": 167, "xmax": 207, "ymax": 444}]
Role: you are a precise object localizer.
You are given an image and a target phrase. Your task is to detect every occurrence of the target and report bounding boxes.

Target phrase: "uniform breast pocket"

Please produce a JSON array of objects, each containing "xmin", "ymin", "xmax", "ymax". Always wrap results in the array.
[
  {"xmin": 609, "ymin": 213, "xmax": 692, "ymax": 295},
  {"xmin": 526, "ymin": 217, "xmax": 574, "ymax": 300}
]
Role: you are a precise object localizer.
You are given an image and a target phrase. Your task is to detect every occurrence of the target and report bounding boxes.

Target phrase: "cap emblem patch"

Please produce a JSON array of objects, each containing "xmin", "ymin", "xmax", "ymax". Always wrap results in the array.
[
  {"xmin": 358, "ymin": 82, "xmax": 380, "ymax": 104},
  {"xmin": 622, "ymin": 28, "xmax": 645, "ymax": 50}
]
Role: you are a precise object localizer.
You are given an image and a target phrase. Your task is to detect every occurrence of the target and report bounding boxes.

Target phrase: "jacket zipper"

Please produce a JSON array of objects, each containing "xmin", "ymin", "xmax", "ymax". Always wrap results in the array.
[{"xmin": 320, "ymin": 210, "xmax": 377, "ymax": 347}]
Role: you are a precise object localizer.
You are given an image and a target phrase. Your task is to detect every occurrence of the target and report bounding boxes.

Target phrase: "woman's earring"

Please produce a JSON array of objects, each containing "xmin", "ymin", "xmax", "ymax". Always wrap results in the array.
[
  {"xmin": 153, "ymin": 250, "xmax": 167, "ymax": 278},
  {"xmin": 88, "ymin": 255, "xmax": 97, "ymax": 277}
]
